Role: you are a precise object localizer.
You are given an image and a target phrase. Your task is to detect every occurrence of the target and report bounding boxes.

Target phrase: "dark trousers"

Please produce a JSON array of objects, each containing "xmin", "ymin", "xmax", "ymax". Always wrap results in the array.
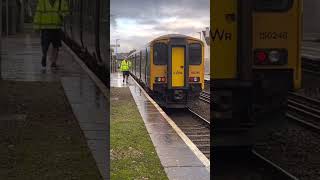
[{"xmin": 41, "ymin": 29, "xmax": 62, "ymax": 59}]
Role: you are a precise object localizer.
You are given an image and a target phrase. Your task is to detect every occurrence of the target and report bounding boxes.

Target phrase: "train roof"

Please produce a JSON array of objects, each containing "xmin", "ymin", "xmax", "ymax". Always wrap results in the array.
[
  {"xmin": 151, "ymin": 34, "xmax": 201, "ymax": 42},
  {"xmin": 127, "ymin": 34, "xmax": 203, "ymax": 57}
]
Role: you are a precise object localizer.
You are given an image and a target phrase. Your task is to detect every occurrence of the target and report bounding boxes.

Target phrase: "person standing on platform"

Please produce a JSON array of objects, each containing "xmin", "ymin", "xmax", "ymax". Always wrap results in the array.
[
  {"xmin": 33, "ymin": 0, "xmax": 69, "ymax": 68},
  {"xmin": 120, "ymin": 58, "xmax": 131, "ymax": 83}
]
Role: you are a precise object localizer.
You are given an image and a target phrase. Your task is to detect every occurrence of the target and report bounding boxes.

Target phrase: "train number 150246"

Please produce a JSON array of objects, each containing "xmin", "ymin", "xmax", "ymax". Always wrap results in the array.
[{"xmin": 259, "ymin": 32, "xmax": 288, "ymax": 40}]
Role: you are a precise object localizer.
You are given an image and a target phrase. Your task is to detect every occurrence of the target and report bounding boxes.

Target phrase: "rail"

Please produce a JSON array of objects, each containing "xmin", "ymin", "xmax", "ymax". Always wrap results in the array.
[
  {"xmin": 287, "ymin": 92, "xmax": 320, "ymax": 132},
  {"xmin": 200, "ymin": 91, "xmax": 210, "ymax": 103},
  {"xmin": 166, "ymin": 108, "xmax": 210, "ymax": 160}
]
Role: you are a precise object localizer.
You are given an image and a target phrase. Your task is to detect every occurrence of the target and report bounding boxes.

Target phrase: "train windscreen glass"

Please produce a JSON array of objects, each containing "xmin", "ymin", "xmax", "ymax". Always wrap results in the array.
[
  {"xmin": 154, "ymin": 43, "xmax": 168, "ymax": 65},
  {"xmin": 189, "ymin": 43, "xmax": 202, "ymax": 65},
  {"xmin": 255, "ymin": 0, "xmax": 293, "ymax": 11}
]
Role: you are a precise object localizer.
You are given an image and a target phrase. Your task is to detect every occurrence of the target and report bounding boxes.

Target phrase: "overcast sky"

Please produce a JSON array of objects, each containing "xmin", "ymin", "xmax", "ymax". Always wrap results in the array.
[{"xmin": 110, "ymin": 0, "xmax": 210, "ymax": 53}]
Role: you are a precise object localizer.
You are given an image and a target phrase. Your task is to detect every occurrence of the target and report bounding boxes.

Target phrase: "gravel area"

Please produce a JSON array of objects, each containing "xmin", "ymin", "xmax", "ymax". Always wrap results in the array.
[{"xmin": 254, "ymin": 122, "xmax": 320, "ymax": 180}]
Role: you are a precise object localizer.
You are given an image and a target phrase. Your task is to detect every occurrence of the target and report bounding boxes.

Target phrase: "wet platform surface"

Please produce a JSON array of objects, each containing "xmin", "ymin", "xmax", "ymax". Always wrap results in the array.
[
  {"xmin": 111, "ymin": 72, "xmax": 210, "ymax": 180},
  {"xmin": 1, "ymin": 33, "xmax": 108, "ymax": 179}
]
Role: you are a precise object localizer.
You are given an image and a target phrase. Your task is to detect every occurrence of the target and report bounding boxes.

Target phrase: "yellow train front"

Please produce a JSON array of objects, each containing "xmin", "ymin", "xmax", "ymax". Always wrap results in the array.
[
  {"xmin": 128, "ymin": 34, "xmax": 205, "ymax": 108},
  {"xmin": 212, "ymin": 0, "xmax": 302, "ymax": 148}
]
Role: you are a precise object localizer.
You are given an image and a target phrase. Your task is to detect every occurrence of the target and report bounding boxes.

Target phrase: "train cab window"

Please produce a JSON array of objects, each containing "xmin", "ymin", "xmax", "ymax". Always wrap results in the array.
[
  {"xmin": 255, "ymin": 0, "xmax": 293, "ymax": 11},
  {"xmin": 153, "ymin": 43, "xmax": 168, "ymax": 65},
  {"xmin": 189, "ymin": 43, "xmax": 202, "ymax": 65}
]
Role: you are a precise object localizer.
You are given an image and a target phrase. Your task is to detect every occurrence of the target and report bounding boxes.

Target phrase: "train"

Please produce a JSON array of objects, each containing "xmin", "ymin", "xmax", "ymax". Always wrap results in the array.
[
  {"xmin": 211, "ymin": 0, "xmax": 302, "ymax": 148},
  {"xmin": 127, "ymin": 34, "xmax": 205, "ymax": 108},
  {"xmin": 63, "ymin": 0, "xmax": 109, "ymax": 86}
]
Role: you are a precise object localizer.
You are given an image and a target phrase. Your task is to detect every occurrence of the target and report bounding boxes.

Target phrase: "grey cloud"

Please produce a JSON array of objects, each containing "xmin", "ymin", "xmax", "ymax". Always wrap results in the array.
[
  {"xmin": 111, "ymin": 0, "xmax": 209, "ymax": 53},
  {"xmin": 111, "ymin": 0, "xmax": 209, "ymax": 20},
  {"xmin": 136, "ymin": 19, "xmax": 159, "ymax": 25},
  {"xmin": 153, "ymin": 23, "xmax": 200, "ymax": 33},
  {"xmin": 110, "ymin": 14, "xmax": 117, "ymax": 27}
]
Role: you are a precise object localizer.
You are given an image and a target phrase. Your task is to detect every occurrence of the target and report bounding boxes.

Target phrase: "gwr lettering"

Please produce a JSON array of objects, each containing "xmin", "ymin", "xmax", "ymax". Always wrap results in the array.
[
  {"xmin": 259, "ymin": 32, "xmax": 288, "ymax": 40},
  {"xmin": 211, "ymin": 29, "xmax": 232, "ymax": 42}
]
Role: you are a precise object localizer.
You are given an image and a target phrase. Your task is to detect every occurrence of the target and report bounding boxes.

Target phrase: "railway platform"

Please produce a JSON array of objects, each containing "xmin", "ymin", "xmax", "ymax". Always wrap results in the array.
[
  {"xmin": 1, "ymin": 32, "xmax": 108, "ymax": 179},
  {"xmin": 111, "ymin": 72, "xmax": 210, "ymax": 180}
]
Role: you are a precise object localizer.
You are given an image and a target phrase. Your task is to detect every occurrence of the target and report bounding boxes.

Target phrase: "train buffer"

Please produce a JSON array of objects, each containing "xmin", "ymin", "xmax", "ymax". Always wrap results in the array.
[
  {"xmin": 111, "ymin": 72, "xmax": 210, "ymax": 179},
  {"xmin": 1, "ymin": 32, "xmax": 108, "ymax": 179}
]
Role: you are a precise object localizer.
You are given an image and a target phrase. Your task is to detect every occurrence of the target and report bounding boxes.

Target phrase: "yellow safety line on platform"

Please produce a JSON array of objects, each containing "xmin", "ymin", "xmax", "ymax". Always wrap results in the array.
[{"xmin": 130, "ymin": 76, "xmax": 210, "ymax": 172}]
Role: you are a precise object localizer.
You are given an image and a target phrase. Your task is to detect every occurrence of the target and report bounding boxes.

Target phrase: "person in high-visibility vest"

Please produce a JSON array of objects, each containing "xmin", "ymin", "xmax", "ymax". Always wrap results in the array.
[
  {"xmin": 33, "ymin": 0, "xmax": 69, "ymax": 68},
  {"xmin": 120, "ymin": 59, "xmax": 131, "ymax": 83}
]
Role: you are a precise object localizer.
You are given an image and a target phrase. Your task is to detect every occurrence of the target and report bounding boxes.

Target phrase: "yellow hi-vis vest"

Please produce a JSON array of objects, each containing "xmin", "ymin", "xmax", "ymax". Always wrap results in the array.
[
  {"xmin": 33, "ymin": 0, "xmax": 69, "ymax": 29},
  {"xmin": 120, "ymin": 60, "xmax": 130, "ymax": 71}
]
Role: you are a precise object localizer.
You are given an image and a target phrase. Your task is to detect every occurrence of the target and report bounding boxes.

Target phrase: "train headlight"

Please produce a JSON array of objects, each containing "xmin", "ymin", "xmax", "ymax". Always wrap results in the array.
[
  {"xmin": 189, "ymin": 77, "xmax": 200, "ymax": 82},
  {"xmin": 268, "ymin": 50, "xmax": 281, "ymax": 63},
  {"xmin": 254, "ymin": 49, "xmax": 288, "ymax": 65},
  {"xmin": 155, "ymin": 77, "xmax": 166, "ymax": 83},
  {"xmin": 256, "ymin": 51, "xmax": 267, "ymax": 63}
]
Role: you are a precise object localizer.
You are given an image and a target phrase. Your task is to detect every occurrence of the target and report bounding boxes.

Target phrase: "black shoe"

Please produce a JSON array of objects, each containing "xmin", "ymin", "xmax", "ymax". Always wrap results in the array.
[{"xmin": 41, "ymin": 57, "xmax": 46, "ymax": 67}]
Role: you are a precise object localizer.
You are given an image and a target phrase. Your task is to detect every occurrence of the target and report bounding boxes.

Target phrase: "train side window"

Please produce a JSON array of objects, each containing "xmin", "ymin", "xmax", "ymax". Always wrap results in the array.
[
  {"xmin": 189, "ymin": 43, "xmax": 202, "ymax": 65},
  {"xmin": 153, "ymin": 43, "xmax": 168, "ymax": 65},
  {"xmin": 255, "ymin": 0, "xmax": 293, "ymax": 11}
]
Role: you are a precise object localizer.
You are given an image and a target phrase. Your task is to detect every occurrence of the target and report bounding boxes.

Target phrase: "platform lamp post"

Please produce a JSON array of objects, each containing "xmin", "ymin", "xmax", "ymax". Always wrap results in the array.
[
  {"xmin": 115, "ymin": 39, "xmax": 120, "ymax": 69},
  {"xmin": 115, "ymin": 39, "xmax": 120, "ymax": 58}
]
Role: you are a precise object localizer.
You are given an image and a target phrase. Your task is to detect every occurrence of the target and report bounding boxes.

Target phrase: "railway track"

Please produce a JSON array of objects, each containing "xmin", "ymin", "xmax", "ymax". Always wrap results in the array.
[
  {"xmin": 302, "ymin": 44, "xmax": 320, "ymax": 75},
  {"xmin": 214, "ymin": 149, "xmax": 298, "ymax": 179},
  {"xmin": 166, "ymin": 108, "xmax": 210, "ymax": 160},
  {"xmin": 302, "ymin": 57, "xmax": 320, "ymax": 75},
  {"xmin": 200, "ymin": 91, "xmax": 210, "ymax": 103},
  {"xmin": 250, "ymin": 150, "xmax": 299, "ymax": 180},
  {"xmin": 287, "ymin": 92, "xmax": 320, "ymax": 132}
]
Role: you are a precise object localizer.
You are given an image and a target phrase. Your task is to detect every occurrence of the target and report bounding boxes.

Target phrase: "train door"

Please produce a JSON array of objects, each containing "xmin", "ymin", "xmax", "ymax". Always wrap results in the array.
[
  {"xmin": 171, "ymin": 47, "xmax": 185, "ymax": 87},
  {"xmin": 143, "ymin": 49, "xmax": 148, "ymax": 85}
]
